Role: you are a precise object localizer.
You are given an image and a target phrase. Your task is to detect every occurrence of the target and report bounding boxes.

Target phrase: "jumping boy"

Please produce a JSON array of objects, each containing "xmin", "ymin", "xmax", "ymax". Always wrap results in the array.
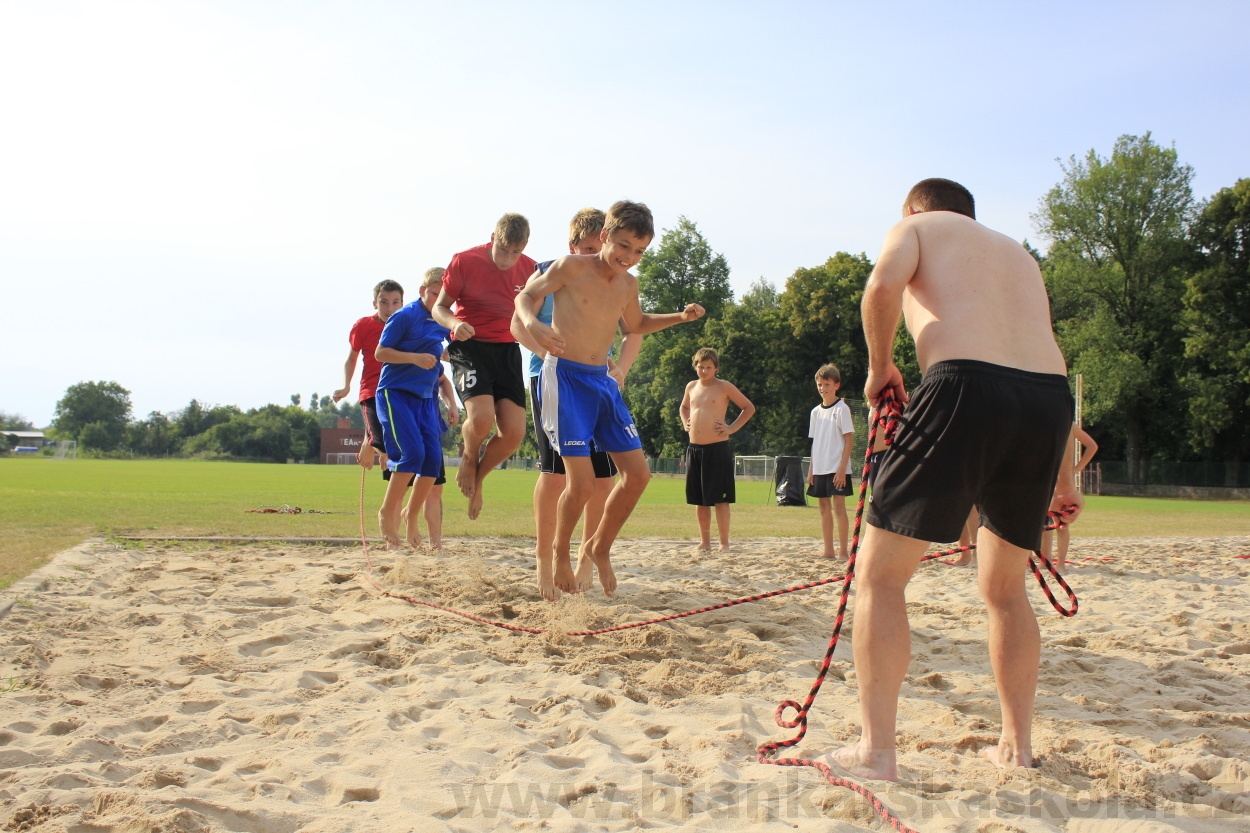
[
  {"xmin": 515, "ymin": 200, "xmax": 705, "ymax": 596},
  {"xmin": 432, "ymin": 214, "xmax": 537, "ymax": 521},
  {"xmin": 808, "ymin": 364, "xmax": 855, "ymax": 561},
  {"xmin": 511, "ymin": 208, "xmax": 642, "ymax": 601},
  {"xmin": 333, "ymin": 280, "xmax": 405, "ymax": 469},
  {"xmin": 680, "ymin": 347, "xmax": 755, "ymax": 552},
  {"xmin": 376, "ymin": 269, "xmax": 453, "ymax": 549},
  {"xmin": 824, "ymin": 178, "xmax": 1082, "ymax": 781}
]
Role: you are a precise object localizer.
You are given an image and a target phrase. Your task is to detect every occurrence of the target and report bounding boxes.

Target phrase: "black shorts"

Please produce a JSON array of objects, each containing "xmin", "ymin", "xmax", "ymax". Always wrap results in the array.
[
  {"xmin": 866, "ymin": 451, "xmax": 884, "ymax": 490},
  {"xmin": 686, "ymin": 441, "xmax": 736, "ymax": 505},
  {"xmin": 448, "ymin": 340, "xmax": 526, "ymax": 408},
  {"xmin": 360, "ymin": 397, "xmax": 385, "ymax": 452},
  {"xmin": 808, "ymin": 472, "xmax": 853, "ymax": 498},
  {"xmin": 383, "ymin": 457, "xmax": 447, "ymax": 487},
  {"xmin": 866, "ymin": 360, "xmax": 1073, "ymax": 551},
  {"xmin": 529, "ymin": 376, "xmax": 617, "ymax": 478}
]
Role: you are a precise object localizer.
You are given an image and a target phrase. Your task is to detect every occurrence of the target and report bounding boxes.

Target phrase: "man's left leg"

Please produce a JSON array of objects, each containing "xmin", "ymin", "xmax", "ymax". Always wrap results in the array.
[
  {"xmin": 577, "ymin": 449, "xmax": 651, "ymax": 596},
  {"xmin": 468, "ymin": 398, "xmax": 526, "ymax": 520}
]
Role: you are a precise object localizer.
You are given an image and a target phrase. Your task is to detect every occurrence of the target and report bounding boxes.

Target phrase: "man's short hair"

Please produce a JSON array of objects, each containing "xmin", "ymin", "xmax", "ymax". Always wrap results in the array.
[
  {"xmin": 421, "ymin": 267, "xmax": 445, "ymax": 290},
  {"xmin": 604, "ymin": 200, "xmax": 654, "ymax": 241},
  {"xmin": 904, "ymin": 178, "xmax": 976, "ymax": 219},
  {"xmin": 568, "ymin": 208, "xmax": 606, "ymax": 246},
  {"xmin": 495, "ymin": 213, "xmax": 530, "ymax": 247},
  {"xmin": 692, "ymin": 347, "xmax": 720, "ymax": 368},
  {"xmin": 374, "ymin": 279, "xmax": 404, "ymax": 301},
  {"xmin": 815, "ymin": 364, "xmax": 841, "ymax": 384}
]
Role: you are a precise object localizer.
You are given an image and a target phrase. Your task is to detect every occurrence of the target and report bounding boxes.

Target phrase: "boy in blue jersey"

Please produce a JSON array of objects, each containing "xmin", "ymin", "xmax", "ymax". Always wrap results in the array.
[
  {"xmin": 515, "ymin": 201, "xmax": 704, "ymax": 596},
  {"xmin": 376, "ymin": 268, "xmax": 453, "ymax": 549}
]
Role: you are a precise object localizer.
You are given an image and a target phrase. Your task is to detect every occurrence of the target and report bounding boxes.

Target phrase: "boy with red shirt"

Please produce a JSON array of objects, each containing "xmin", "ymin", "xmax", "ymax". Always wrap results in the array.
[
  {"xmin": 333, "ymin": 280, "xmax": 404, "ymax": 469},
  {"xmin": 432, "ymin": 213, "xmax": 537, "ymax": 521}
]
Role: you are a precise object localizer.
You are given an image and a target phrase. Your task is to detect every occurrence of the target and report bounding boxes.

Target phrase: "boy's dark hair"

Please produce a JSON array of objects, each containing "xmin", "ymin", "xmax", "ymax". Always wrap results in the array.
[
  {"xmin": 815, "ymin": 364, "xmax": 841, "ymax": 384},
  {"xmin": 904, "ymin": 178, "xmax": 976, "ymax": 219},
  {"xmin": 568, "ymin": 208, "xmax": 606, "ymax": 246},
  {"xmin": 373, "ymin": 280, "xmax": 404, "ymax": 301},
  {"xmin": 495, "ymin": 213, "xmax": 530, "ymax": 247},
  {"xmin": 604, "ymin": 200, "xmax": 654, "ymax": 241},
  {"xmin": 692, "ymin": 347, "xmax": 719, "ymax": 368}
]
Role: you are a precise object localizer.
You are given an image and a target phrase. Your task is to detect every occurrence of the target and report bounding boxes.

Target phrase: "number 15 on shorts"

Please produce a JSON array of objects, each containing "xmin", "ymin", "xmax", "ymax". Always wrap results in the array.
[{"xmin": 458, "ymin": 369, "xmax": 477, "ymax": 392}]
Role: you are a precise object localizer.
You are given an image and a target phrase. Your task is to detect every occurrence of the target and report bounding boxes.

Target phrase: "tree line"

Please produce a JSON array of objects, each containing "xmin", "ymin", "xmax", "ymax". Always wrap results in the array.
[{"xmin": 9, "ymin": 134, "xmax": 1244, "ymax": 480}]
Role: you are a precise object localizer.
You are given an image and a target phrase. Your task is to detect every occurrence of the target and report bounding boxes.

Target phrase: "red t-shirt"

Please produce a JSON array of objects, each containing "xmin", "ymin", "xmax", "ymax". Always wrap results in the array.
[
  {"xmin": 442, "ymin": 243, "xmax": 537, "ymax": 343},
  {"xmin": 348, "ymin": 315, "xmax": 386, "ymax": 401}
]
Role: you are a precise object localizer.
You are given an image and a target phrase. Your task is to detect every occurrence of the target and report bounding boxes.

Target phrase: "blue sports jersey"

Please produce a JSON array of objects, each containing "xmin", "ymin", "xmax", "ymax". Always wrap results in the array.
[{"xmin": 377, "ymin": 300, "xmax": 449, "ymax": 398}]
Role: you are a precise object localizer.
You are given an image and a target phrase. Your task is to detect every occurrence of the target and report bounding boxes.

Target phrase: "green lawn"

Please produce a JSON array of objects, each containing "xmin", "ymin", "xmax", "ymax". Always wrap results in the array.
[{"xmin": 2, "ymin": 457, "xmax": 1248, "ymax": 589}]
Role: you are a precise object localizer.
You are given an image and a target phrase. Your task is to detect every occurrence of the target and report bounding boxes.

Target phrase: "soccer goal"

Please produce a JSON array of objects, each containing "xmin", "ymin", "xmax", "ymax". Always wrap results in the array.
[
  {"xmin": 734, "ymin": 455, "xmax": 775, "ymax": 480},
  {"xmin": 51, "ymin": 440, "xmax": 77, "ymax": 461},
  {"xmin": 328, "ymin": 452, "xmax": 357, "ymax": 465}
]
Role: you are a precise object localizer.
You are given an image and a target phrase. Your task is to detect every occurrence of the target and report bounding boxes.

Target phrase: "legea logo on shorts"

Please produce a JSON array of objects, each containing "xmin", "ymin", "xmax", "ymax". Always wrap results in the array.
[{"xmin": 565, "ymin": 441, "xmax": 587, "ymax": 446}]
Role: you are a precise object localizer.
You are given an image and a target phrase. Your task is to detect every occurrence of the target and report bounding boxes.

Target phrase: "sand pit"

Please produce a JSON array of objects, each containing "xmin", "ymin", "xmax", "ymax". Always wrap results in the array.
[{"xmin": 1, "ymin": 535, "xmax": 1248, "ymax": 832}]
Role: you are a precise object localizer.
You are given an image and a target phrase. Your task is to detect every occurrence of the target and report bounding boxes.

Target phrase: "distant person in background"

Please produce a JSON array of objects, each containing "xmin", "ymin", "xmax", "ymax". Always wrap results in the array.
[
  {"xmin": 808, "ymin": 364, "xmax": 856, "ymax": 561},
  {"xmin": 333, "ymin": 280, "xmax": 405, "ymax": 470},
  {"xmin": 1042, "ymin": 425, "xmax": 1098, "ymax": 570}
]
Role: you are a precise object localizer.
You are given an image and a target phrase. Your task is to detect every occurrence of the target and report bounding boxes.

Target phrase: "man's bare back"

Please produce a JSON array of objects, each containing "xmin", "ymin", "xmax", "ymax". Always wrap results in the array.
[{"xmin": 875, "ymin": 211, "xmax": 1065, "ymax": 378}]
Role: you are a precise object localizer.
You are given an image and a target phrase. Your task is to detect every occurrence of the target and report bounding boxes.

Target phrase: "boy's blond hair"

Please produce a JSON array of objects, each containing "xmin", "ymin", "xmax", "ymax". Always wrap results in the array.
[
  {"xmin": 421, "ymin": 267, "xmax": 445, "ymax": 290},
  {"xmin": 568, "ymin": 208, "xmax": 606, "ymax": 246},
  {"xmin": 373, "ymin": 279, "xmax": 404, "ymax": 301},
  {"xmin": 815, "ymin": 364, "xmax": 841, "ymax": 384},
  {"xmin": 604, "ymin": 200, "xmax": 654, "ymax": 241},
  {"xmin": 495, "ymin": 213, "xmax": 530, "ymax": 247},
  {"xmin": 692, "ymin": 347, "xmax": 720, "ymax": 368}
]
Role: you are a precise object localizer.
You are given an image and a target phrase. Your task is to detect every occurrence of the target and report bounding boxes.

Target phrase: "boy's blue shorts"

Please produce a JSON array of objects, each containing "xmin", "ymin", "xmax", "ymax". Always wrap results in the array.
[
  {"xmin": 377, "ymin": 389, "xmax": 443, "ymax": 478},
  {"xmin": 536, "ymin": 356, "xmax": 642, "ymax": 457}
]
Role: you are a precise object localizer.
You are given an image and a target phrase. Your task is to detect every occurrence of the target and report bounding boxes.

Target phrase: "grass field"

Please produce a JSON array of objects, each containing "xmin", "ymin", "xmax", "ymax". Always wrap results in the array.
[{"xmin": 2, "ymin": 457, "xmax": 1248, "ymax": 589}]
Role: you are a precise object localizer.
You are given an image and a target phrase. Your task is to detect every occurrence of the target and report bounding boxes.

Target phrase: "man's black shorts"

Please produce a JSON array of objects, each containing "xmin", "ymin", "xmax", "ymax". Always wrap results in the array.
[
  {"xmin": 448, "ymin": 340, "xmax": 526, "ymax": 408},
  {"xmin": 383, "ymin": 457, "xmax": 447, "ymax": 487},
  {"xmin": 686, "ymin": 441, "xmax": 735, "ymax": 505},
  {"xmin": 866, "ymin": 359, "xmax": 1073, "ymax": 551},
  {"xmin": 528, "ymin": 376, "xmax": 617, "ymax": 478},
  {"xmin": 360, "ymin": 397, "xmax": 385, "ymax": 452},
  {"xmin": 807, "ymin": 472, "xmax": 853, "ymax": 499}
]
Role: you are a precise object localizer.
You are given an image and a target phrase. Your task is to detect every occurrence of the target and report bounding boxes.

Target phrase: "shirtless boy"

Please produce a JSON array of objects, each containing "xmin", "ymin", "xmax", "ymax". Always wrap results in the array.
[
  {"xmin": 515, "ymin": 201, "xmax": 705, "ymax": 596},
  {"xmin": 680, "ymin": 347, "xmax": 755, "ymax": 552},
  {"xmin": 825, "ymin": 179, "xmax": 1083, "ymax": 781},
  {"xmin": 432, "ymin": 214, "xmax": 537, "ymax": 520}
]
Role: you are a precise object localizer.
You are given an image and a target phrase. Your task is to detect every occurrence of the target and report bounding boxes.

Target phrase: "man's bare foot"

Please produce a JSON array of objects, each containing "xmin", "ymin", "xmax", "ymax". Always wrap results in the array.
[
  {"xmin": 467, "ymin": 486, "xmax": 484, "ymax": 520},
  {"xmin": 428, "ymin": 540, "xmax": 443, "ymax": 552},
  {"xmin": 536, "ymin": 555, "xmax": 561, "ymax": 602},
  {"xmin": 942, "ymin": 549, "xmax": 975, "ymax": 567},
  {"xmin": 573, "ymin": 545, "xmax": 596, "ymax": 593},
  {"xmin": 820, "ymin": 550, "xmax": 837, "ymax": 559},
  {"xmin": 693, "ymin": 543, "xmax": 711, "ymax": 554},
  {"xmin": 378, "ymin": 508, "xmax": 401, "ymax": 550},
  {"xmin": 554, "ymin": 556, "xmax": 577, "ymax": 594},
  {"xmin": 718, "ymin": 543, "xmax": 731, "ymax": 553},
  {"xmin": 819, "ymin": 742, "xmax": 897, "ymax": 781},
  {"xmin": 980, "ymin": 741, "xmax": 1034, "ymax": 770},
  {"xmin": 403, "ymin": 506, "xmax": 422, "ymax": 549},
  {"xmin": 582, "ymin": 544, "xmax": 617, "ymax": 596},
  {"xmin": 456, "ymin": 456, "xmax": 477, "ymax": 498}
]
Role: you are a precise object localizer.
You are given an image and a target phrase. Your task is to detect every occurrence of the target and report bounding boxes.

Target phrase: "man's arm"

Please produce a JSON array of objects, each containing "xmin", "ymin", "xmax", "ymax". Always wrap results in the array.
[
  {"xmin": 609, "ymin": 329, "xmax": 643, "ymax": 388},
  {"xmin": 514, "ymin": 261, "xmax": 570, "ymax": 356},
  {"xmin": 1050, "ymin": 431, "xmax": 1085, "ymax": 522},
  {"xmin": 862, "ymin": 221, "xmax": 920, "ymax": 406},
  {"xmin": 375, "ymin": 346, "xmax": 438, "ymax": 369},
  {"xmin": 1073, "ymin": 425, "xmax": 1098, "ymax": 472},
  {"xmin": 619, "ymin": 293, "xmax": 705, "ymax": 335},
  {"xmin": 333, "ymin": 349, "xmax": 359, "ymax": 403},
  {"xmin": 438, "ymin": 373, "xmax": 460, "ymax": 427},
  {"xmin": 724, "ymin": 384, "xmax": 755, "ymax": 435},
  {"xmin": 510, "ymin": 268, "xmax": 550, "ymax": 356},
  {"xmin": 432, "ymin": 288, "xmax": 474, "ymax": 342},
  {"xmin": 834, "ymin": 429, "xmax": 855, "ymax": 489},
  {"xmin": 679, "ymin": 382, "xmax": 695, "ymax": 435}
]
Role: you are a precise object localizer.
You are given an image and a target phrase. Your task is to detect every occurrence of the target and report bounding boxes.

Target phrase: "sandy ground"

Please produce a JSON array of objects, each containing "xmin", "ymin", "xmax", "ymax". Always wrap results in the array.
[{"xmin": 1, "ymin": 534, "xmax": 1248, "ymax": 833}]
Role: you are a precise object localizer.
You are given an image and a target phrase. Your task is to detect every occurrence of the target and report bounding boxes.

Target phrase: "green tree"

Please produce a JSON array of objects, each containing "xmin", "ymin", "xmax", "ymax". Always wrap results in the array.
[
  {"xmin": 173, "ymin": 400, "xmax": 240, "ymax": 440},
  {"xmin": 1034, "ymin": 133, "xmax": 1194, "ymax": 480},
  {"xmin": 0, "ymin": 411, "xmax": 35, "ymax": 431},
  {"xmin": 627, "ymin": 218, "xmax": 734, "ymax": 457},
  {"xmin": 129, "ymin": 411, "xmax": 177, "ymax": 457},
  {"xmin": 185, "ymin": 405, "xmax": 320, "ymax": 462},
  {"xmin": 52, "ymin": 381, "xmax": 133, "ymax": 451},
  {"xmin": 1180, "ymin": 178, "xmax": 1250, "ymax": 477}
]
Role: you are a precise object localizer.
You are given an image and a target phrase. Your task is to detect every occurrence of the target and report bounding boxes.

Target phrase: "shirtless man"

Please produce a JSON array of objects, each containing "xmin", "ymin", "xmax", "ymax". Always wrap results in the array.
[
  {"xmin": 825, "ymin": 179, "xmax": 1083, "ymax": 780},
  {"xmin": 680, "ymin": 347, "xmax": 755, "ymax": 552},
  {"xmin": 515, "ymin": 200, "xmax": 705, "ymax": 596}
]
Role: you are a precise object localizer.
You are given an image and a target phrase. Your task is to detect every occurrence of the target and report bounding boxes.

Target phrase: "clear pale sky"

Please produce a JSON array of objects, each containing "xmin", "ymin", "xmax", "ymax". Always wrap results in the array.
[{"xmin": 2, "ymin": 1, "xmax": 1247, "ymax": 427}]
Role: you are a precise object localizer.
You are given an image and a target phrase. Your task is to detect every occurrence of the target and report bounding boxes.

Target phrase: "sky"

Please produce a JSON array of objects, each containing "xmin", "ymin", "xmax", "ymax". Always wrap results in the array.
[{"xmin": 2, "ymin": 1, "xmax": 1248, "ymax": 428}]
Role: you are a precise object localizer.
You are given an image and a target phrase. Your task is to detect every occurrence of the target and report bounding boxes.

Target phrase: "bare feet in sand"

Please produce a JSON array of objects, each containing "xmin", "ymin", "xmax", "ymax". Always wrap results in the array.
[
  {"xmin": 980, "ymin": 742, "xmax": 1033, "ymax": 770},
  {"xmin": 402, "ymin": 505, "xmax": 422, "ymax": 550},
  {"xmin": 693, "ymin": 543, "xmax": 711, "ymax": 554},
  {"xmin": 378, "ymin": 508, "xmax": 401, "ymax": 550},
  {"xmin": 456, "ymin": 455, "xmax": 477, "ymax": 499},
  {"xmin": 536, "ymin": 555, "xmax": 561, "ymax": 602},
  {"xmin": 467, "ymin": 485, "xmax": 484, "ymax": 521},
  {"xmin": 718, "ymin": 543, "xmax": 731, "ymax": 553},
  {"xmin": 553, "ymin": 556, "xmax": 577, "ymax": 595},
  {"xmin": 573, "ymin": 546, "xmax": 595, "ymax": 594},
  {"xmin": 820, "ymin": 742, "xmax": 897, "ymax": 781},
  {"xmin": 575, "ymin": 543, "xmax": 617, "ymax": 596},
  {"xmin": 942, "ymin": 550, "xmax": 975, "ymax": 567}
]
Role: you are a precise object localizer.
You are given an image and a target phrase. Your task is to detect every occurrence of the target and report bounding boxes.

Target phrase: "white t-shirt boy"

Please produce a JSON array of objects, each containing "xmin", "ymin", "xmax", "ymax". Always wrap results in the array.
[{"xmin": 809, "ymin": 399, "xmax": 854, "ymax": 476}]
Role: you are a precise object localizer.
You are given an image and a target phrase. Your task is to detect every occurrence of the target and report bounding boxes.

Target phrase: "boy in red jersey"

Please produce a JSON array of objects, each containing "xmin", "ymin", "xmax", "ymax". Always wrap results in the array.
[
  {"xmin": 432, "ymin": 213, "xmax": 537, "ymax": 521},
  {"xmin": 333, "ymin": 280, "xmax": 404, "ymax": 469}
]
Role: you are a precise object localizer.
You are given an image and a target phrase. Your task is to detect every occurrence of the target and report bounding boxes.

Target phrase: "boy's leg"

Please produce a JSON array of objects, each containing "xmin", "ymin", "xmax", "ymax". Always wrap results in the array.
[
  {"xmin": 556, "ymin": 456, "xmax": 598, "ymax": 594},
  {"xmin": 828, "ymin": 525, "xmax": 929, "ymax": 780},
  {"xmin": 466, "ymin": 398, "xmax": 526, "ymax": 520},
  {"xmin": 534, "ymin": 472, "xmax": 567, "ymax": 601},
  {"xmin": 975, "ymin": 528, "xmax": 1040, "ymax": 769},
  {"xmin": 577, "ymin": 449, "xmax": 651, "ymax": 596},
  {"xmin": 1054, "ymin": 525, "xmax": 1070, "ymax": 569},
  {"xmin": 834, "ymin": 495, "xmax": 850, "ymax": 560},
  {"xmin": 695, "ymin": 506, "xmax": 712, "ymax": 550},
  {"xmin": 584, "ymin": 476, "xmax": 614, "ymax": 546},
  {"xmin": 948, "ymin": 505, "xmax": 979, "ymax": 567},
  {"xmin": 818, "ymin": 497, "xmax": 834, "ymax": 558},
  {"xmin": 423, "ymin": 484, "xmax": 443, "ymax": 550},
  {"xmin": 715, "ymin": 502, "xmax": 731, "ymax": 551},
  {"xmin": 379, "ymin": 472, "xmax": 414, "ymax": 548},
  {"xmin": 403, "ymin": 476, "xmax": 436, "ymax": 549},
  {"xmin": 456, "ymin": 395, "xmax": 495, "ymax": 499}
]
